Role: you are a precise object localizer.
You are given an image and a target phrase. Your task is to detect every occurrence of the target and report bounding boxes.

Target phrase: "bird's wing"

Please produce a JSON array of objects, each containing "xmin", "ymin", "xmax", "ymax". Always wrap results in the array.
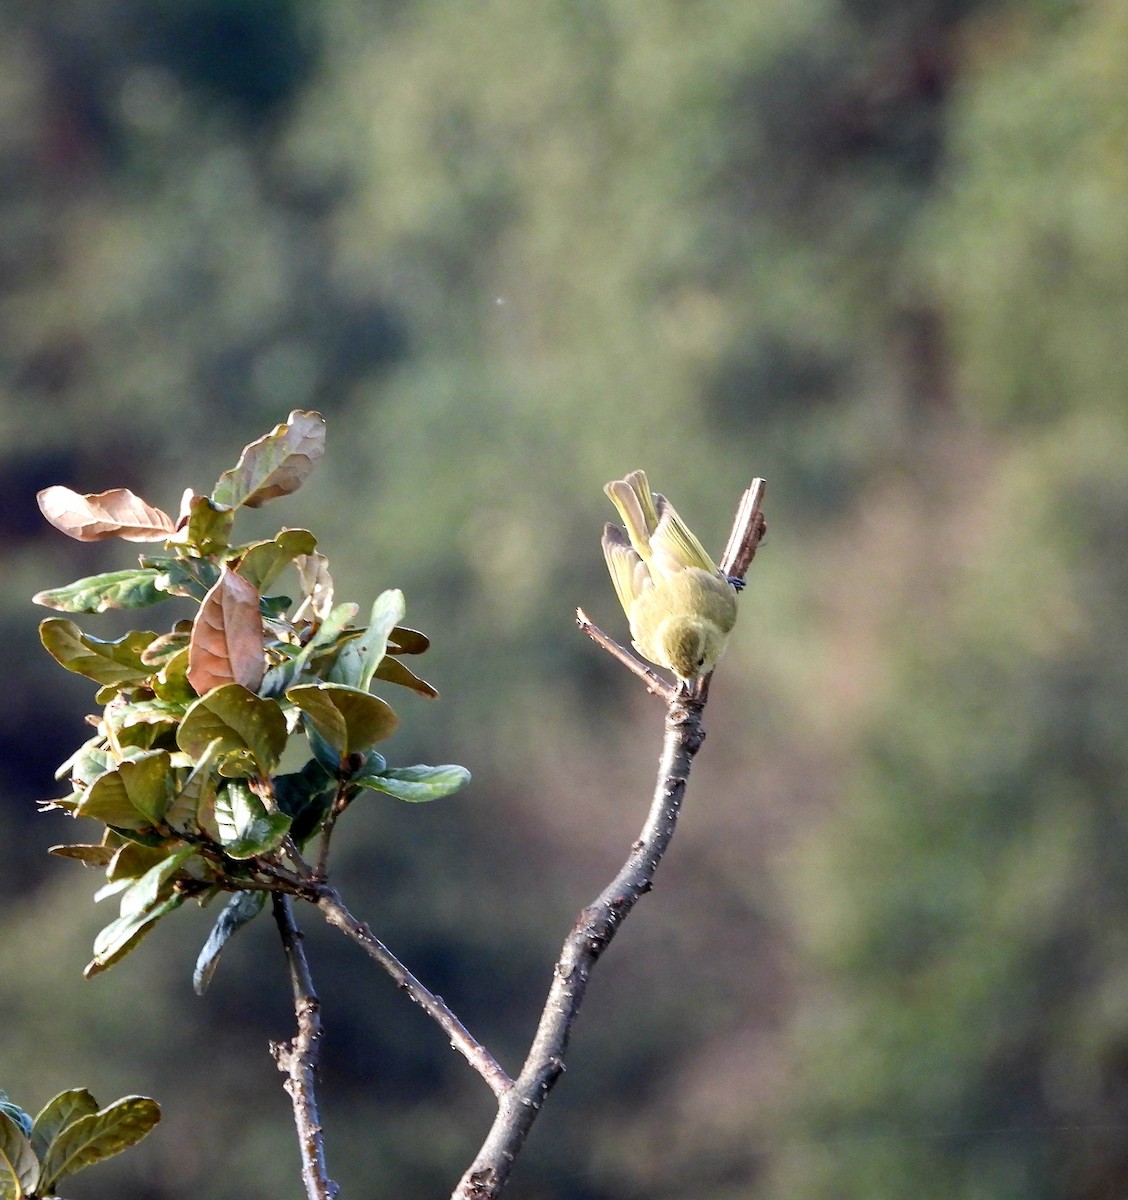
[
  {"xmin": 602, "ymin": 522, "xmax": 652, "ymax": 615},
  {"xmin": 649, "ymin": 495, "xmax": 718, "ymax": 576},
  {"xmin": 604, "ymin": 470, "xmax": 659, "ymax": 556}
]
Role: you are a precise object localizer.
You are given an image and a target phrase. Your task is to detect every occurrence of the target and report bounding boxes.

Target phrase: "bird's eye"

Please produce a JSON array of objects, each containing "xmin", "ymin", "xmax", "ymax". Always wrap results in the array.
[{"xmin": 696, "ymin": 655, "xmax": 706, "ymax": 668}]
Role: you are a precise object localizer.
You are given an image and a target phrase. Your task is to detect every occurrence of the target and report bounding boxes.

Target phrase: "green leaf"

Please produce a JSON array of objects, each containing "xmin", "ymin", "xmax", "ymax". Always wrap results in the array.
[
  {"xmin": 0, "ymin": 1111, "xmax": 37, "ymax": 1200},
  {"xmin": 95, "ymin": 850, "xmax": 175, "ymax": 905},
  {"xmin": 116, "ymin": 847, "xmax": 196, "ymax": 917},
  {"xmin": 193, "ymin": 891, "xmax": 266, "ymax": 995},
  {"xmin": 153, "ymin": 646, "xmax": 195, "ymax": 703},
  {"xmin": 102, "ymin": 825, "xmax": 171, "ymax": 848},
  {"xmin": 32, "ymin": 569, "xmax": 164, "ymax": 613},
  {"xmin": 213, "ymin": 782, "xmax": 291, "ymax": 859},
  {"xmin": 0, "ymin": 1104, "xmax": 28, "ymax": 1142},
  {"xmin": 39, "ymin": 620, "xmax": 156, "ymax": 686},
  {"xmin": 358, "ymin": 590, "xmax": 406, "ymax": 690},
  {"xmin": 289, "ymin": 602, "xmax": 359, "ymax": 680},
  {"xmin": 177, "ymin": 685, "xmax": 288, "ymax": 775},
  {"xmin": 352, "ymin": 763, "xmax": 471, "ymax": 803},
  {"xmin": 84, "ymin": 892, "xmax": 185, "ymax": 977},
  {"xmin": 0, "ymin": 1098, "xmax": 31, "ymax": 1142},
  {"xmin": 324, "ymin": 593, "xmax": 390, "ymax": 688},
  {"xmin": 328, "ymin": 600, "xmax": 433, "ymax": 692},
  {"xmin": 211, "ymin": 410, "xmax": 326, "ymax": 510},
  {"xmin": 100, "ymin": 846, "xmax": 167, "ymax": 895},
  {"xmin": 388, "ymin": 625, "xmax": 430, "ymax": 655},
  {"xmin": 106, "ymin": 700, "xmax": 185, "ymax": 751},
  {"xmin": 303, "ymin": 720, "xmax": 344, "ymax": 776},
  {"xmin": 37, "ymin": 1096, "xmax": 161, "ymax": 1191},
  {"xmin": 173, "ymin": 494, "xmax": 234, "ymax": 555},
  {"xmin": 145, "ymin": 555, "xmax": 218, "ymax": 601},
  {"xmin": 76, "ymin": 752, "xmax": 173, "ymax": 830},
  {"xmin": 0, "ymin": 1157, "xmax": 17, "ymax": 1200},
  {"xmin": 55, "ymin": 739, "xmax": 113, "ymax": 786},
  {"xmin": 273, "ymin": 760, "xmax": 336, "ymax": 844},
  {"xmin": 287, "ymin": 683, "xmax": 398, "ymax": 758},
  {"xmin": 139, "ymin": 628, "xmax": 191, "ymax": 668},
  {"xmin": 165, "ymin": 737, "xmax": 224, "ymax": 832},
  {"xmin": 236, "ymin": 529, "xmax": 318, "ymax": 591},
  {"xmin": 259, "ymin": 643, "xmax": 301, "ymax": 699},
  {"xmin": 260, "ymin": 594, "xmax": 293, "ymax": 619},
  {"xmin": 372, "ymin": 655, "xmax": 439, "ymax": 698},
  {"xmin": 31, "ymin": 1090, "xmax": 99, "ymax": 1160}
]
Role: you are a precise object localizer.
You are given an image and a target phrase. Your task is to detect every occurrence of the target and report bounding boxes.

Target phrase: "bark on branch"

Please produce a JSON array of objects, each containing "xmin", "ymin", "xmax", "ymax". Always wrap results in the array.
[
  {"xmin": 451, "ymin": 699, "xmax": 707, "ymax": 1198},
  {"xmin": 270, "ymin": 895, "xmax": 339, "ymax": 1200}
]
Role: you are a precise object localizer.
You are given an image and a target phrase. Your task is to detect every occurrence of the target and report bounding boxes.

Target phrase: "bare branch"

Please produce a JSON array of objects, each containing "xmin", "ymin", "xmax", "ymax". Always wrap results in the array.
[
  {"xmin": 313, "ymin": 884, "xmax": 513, "ymax": 1097},
  {"xmin": 270, "ymin": 896, "xmax": 338, "ymax": 1200},
  {"xmin": 451, "ymin": 477, "xmax": 767, "ymax": 1197},
  {"xmin": 451, "ymin": 696, "xmax": 707, "ymax": 1199}
]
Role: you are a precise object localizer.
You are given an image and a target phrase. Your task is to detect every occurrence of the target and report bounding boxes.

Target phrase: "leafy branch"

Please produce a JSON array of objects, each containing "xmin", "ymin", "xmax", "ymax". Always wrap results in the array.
[
  {"xmin": 0, "ymin": 1087, "xmax": 161, "ymax": 1200},
  {"xmin": 35, "ymin": 410, "xmax": 468, "ymax": 989},
  {"xmin": 33, "ymin": 410, "xmax": 471, "ymax": 1192}
]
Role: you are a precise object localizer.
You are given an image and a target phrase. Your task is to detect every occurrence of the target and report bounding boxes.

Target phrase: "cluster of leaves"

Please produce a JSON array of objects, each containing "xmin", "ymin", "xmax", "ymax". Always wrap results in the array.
[
  {"xmin": 0, "ymin": 1087, "xmax": 160, "ymax": 1199},
  {"xmin": 34, "ymin": 411, "xmax": 469, "ymax": 987}
]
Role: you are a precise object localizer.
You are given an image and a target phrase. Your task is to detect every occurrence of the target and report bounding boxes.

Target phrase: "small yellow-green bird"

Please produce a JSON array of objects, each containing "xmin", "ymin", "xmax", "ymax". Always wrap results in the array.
[{"xmin": 602, "ymin": 470, "xmax": 739, "ymax": 682}]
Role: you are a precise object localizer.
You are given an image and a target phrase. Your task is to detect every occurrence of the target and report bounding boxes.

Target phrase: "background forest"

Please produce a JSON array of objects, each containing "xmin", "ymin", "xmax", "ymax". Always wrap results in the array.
[{"xmin": 2, "ymin": 0, "xmax": 1127, "ymax": 1197}]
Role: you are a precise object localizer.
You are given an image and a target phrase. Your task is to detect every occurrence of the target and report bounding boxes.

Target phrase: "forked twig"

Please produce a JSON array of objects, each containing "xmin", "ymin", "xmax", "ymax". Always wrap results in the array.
[
  {"xmin": 274, "ymin": 479, "xmax": 766, "ymax": 1198},
  {"xmin": 270, "ymin": 895, "xmax": 338, "ymax": 1200},
  {"xmin": 450, "ymin": 477, "xmax": 767, "ymax": 1199}
]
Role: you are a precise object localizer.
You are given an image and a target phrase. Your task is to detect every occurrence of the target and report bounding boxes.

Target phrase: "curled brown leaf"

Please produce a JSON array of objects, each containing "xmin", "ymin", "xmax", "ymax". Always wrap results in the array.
[{"xmin": 37, "ymin": 486, "xmax": 176, "ymax": 543}]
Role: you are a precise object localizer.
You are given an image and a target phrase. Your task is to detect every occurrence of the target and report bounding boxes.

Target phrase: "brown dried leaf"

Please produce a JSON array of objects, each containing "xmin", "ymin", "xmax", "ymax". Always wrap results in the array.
[
  {"xmin": 211, "ymin": 410, "xmax": 326, "ymax": 510},
  {"xmin": 37, "ymin": 486, "xmax": 177, "ymax": 543},
  {"xmin": 187, "ymin": 568, "xmax": 265, "ymax": 695}
]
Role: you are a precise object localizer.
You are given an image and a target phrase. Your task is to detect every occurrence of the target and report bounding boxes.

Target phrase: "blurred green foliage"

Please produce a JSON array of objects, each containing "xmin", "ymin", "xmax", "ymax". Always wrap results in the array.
[{"xmin": 1, "ymin": 0, "xmax": 1127, "ymax": 1197}]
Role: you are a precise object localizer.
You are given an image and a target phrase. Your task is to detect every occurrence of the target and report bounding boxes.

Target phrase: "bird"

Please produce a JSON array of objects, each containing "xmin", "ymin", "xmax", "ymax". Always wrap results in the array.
[{"xmin": 602, "ymin": 470, "xmax": 738, "ymax": 683}]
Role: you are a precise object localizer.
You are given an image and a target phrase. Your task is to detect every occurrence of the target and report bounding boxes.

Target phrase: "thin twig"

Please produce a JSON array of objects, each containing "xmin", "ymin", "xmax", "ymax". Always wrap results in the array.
[
  {"xmin": 282, "ymin": 836, "xmax": 316, "ymax": 880},
  {"xmin": 575, "ymin": 607, "xmax": 674, "ymax": 701},
  {"xmin": 313, "ymin": 884, "xmax": 513, "ymax": 1097},
  {"xmin": 270, "ymin": 895, "xmax": 338, "ymax": 1200}
]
